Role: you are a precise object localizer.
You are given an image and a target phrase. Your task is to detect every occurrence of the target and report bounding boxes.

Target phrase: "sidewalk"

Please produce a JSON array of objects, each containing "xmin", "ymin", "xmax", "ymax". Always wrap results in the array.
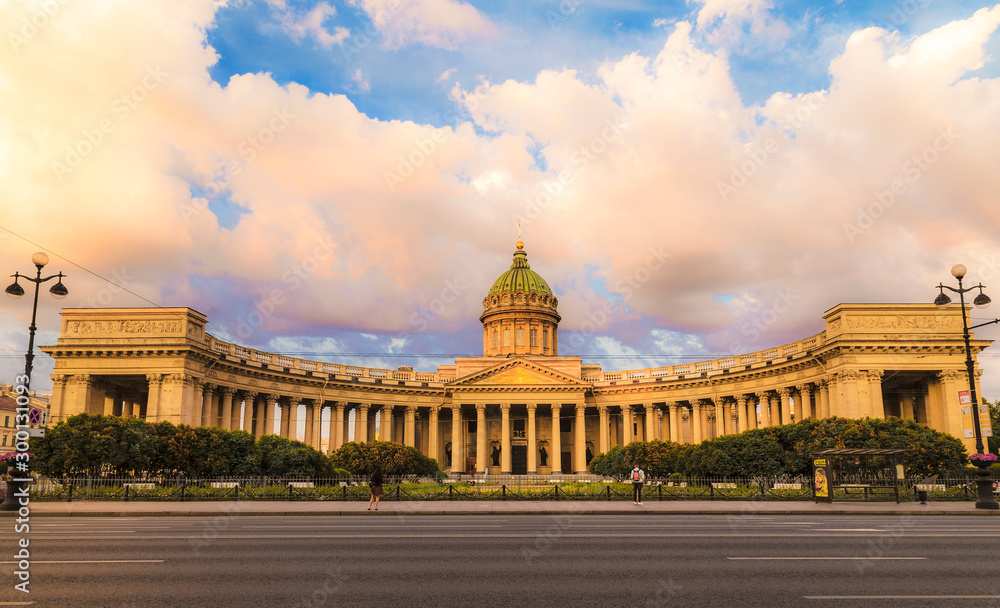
[{"xmin": 7, "ymin": 499, "xmax": 999, "ymax": 516}]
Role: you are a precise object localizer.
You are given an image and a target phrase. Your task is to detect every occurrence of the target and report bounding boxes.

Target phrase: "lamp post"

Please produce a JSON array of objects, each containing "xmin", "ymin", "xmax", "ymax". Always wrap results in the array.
[
  {"xmin": 2, "ymin": 252, "xmax": 67, "ymax": 511},
  {"xmin": 6, "ymin": 252, "xmax": 69, "ymax": 387},
  {"xmin": 934, "ymin": 263, "xmax": 998, "ymax": 510}
]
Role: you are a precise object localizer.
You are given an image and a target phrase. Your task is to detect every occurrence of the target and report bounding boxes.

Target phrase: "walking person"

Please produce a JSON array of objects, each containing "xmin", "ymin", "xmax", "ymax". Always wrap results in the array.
[
  {"xmin": 368, "ymin": 467, "xmax": 384, "ymax": 511},
  {"xmin": 630, "ymin": 464, "xmax": 645, "ymax": 505}
]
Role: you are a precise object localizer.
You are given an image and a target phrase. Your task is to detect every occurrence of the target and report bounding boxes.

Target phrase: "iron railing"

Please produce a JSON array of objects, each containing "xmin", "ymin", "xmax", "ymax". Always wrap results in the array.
[{"xmin": 4, "ymin": 475, "xmax": 993, "ymax": 503}]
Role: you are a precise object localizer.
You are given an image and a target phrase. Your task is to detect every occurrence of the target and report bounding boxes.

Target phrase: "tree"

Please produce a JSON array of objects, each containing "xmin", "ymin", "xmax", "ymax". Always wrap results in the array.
[
  {"xmin": 329, "ymin": 441, "xmax": 440, "ymax": 477},
  {"xmin": 256, "ymin": 435, "xmax": 334, "ymax": 477}
]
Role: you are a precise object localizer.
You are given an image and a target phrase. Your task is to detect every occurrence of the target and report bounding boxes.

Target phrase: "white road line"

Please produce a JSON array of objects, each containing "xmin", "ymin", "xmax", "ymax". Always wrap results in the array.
[
  {"xmin": 0, "ymin": 560, "xmax": 164, "ymax": 564},
  {"xmin": 813, "ymin": 529, "xmax": 884, "ymax": 532},
  {"xmin": 726, "ymin": 556, "xmax": 927, "ymax": 561},
  {"xmin": 804, "ymin": 596, "xmax": 1000, "ymax": 600},
  {"xmin": 0, "ymin": 602, "xmax": 34, "ymax": 606}
]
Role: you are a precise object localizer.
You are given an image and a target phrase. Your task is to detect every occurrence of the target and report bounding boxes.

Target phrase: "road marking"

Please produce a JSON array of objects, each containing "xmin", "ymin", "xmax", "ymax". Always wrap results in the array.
[
  {"xmin": 726, "ymin": 557, "xmax": 927, "ymax": 561},
  {"xmin": 815, "ymin": 528, "xmax": 884, "ymax": 532},
  {"xmin": 0, "ymin": 560, "xmax": 164, "ymax": 564},
  {"xmin": 0, "ymin": 602, "xmax": 34, "ymax": 606},
  {"xmin": 805, "ymin": 596, "xmax": 1000, "ymax": 600}
]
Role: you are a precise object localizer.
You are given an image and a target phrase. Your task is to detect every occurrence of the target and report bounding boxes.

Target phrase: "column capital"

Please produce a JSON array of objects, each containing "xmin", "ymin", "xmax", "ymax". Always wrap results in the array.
[
  {"xmin": 244, "ymin": 390, "xmax": 259, "ymax": 401},
  {"xmin": 667, "ymin": 402, "xmax": 678, "ymax": 412},
  {"xmin": 500, "ymin": 403, "xmax": 511, "ymax": 413},
  {"xmin": 736, "ymin": 394, "xmax": 747, "ymax": 405},
  {"xmin": 795, "ymin": 383, "xmax": 812, "ymax": 393},
  {"xmin": 526, "ymin": 403, "xmax": 538, "ymax": 413},
  {"xmin": 406, "ymin": 404, "xmax": 418, "ymax": 414},
  {"xmin": 145, "ymin": 373, "xmax": 163, "ymax": 384},
  {"xmin": 576, "ymin": 403, "xmax": 586, "ymax": 413},
  {"xmin": 358, "ymin": 402, "xmax": 371, "ymax": 412},
  {"xmin": 220, "ymin": 386, "xmax": 237, "ymax": 397},
  {"xmin": 866, "ymin": 369, "xmax": 884, "ymax": 382},
  {"xmin": 551, "ymin": 403, "xmax": 561, "ymax": 414},
  {"xmin": 644, "ymin": 402, "xmax": 656, "ymax": 412},
  {"xmin": 202, "ymin": 382, "xmax": 217, "ymax": 392},
  {"xmin": 475, "ymin": 403, "xmax": 486, "ymax": 412},
  {"xmin": 755, "ymin": 391, "xmax": 770, "ymax": 400},
  {"xmin": 778, "ymin": 387, "xmax": 790, "ymax": 397},
  {"xmin": 266, "ymin": 393, "xmax": 280, "ymax": 403}
]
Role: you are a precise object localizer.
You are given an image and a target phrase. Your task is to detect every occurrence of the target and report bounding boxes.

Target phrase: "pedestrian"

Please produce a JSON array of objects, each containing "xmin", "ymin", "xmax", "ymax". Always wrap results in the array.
[
  {"xmin": 368, "ymin": 467, "xmax": 383, "ymax": 511},
  {"xmin": 630, "ymin": 464, "xmax": 645, "ymax": 505}
]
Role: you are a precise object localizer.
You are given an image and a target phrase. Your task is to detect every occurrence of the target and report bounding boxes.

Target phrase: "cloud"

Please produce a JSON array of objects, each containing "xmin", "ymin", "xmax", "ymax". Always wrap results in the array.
[
  {"xmin": 269, "ymin": 1, "xmax": 350, "ymax": 48},
  {"xmin": 435, "ymin": 67, "xmax": 457, "ymax": 84},
  {"xmin": 352, "ymin": 68, "xmax": 371, "ymax": 92},
  {"xmin": 691, "ymin": 0, "xmax": 791, "ymax": 47},
  {"xmin": 3, "ymin": 1, "xmax": 1000, "ymax": 397},
  {"xmin": 347, "ymin": 0, "xmax": 496, "ymax": 49}
]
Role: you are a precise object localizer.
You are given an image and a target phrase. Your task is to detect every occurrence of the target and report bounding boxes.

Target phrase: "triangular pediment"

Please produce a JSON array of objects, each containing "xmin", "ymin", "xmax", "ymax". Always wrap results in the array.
[{"xmin": 449, "ymin": 358, "xmax": 590, "ymax": 389}]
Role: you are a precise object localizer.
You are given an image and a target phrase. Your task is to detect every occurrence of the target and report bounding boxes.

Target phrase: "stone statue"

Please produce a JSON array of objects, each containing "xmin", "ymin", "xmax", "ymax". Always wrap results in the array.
[
  {"xmin": 491, "ymin": 444, "xmax": 501, "ymax": 466},
  {"xmin": 539, "ymin": 446, "xmax": 548, "ymax": 467}
]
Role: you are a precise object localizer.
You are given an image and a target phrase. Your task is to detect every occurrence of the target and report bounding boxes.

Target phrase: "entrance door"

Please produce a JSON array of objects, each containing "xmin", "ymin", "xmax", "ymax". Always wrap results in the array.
[
  {"xmin": 561, "ymin": 452, "xmax": 572, "ymax": 474},
  {"xmin": 511, "ymin": 445, "xmax": 527, "ymax": 475}
]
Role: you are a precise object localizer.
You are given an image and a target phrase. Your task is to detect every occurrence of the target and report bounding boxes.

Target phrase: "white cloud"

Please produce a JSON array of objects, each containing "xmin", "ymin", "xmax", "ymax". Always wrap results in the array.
[
  {"xmin": 352, "ymin": 68, "xmax": 371, "ymax": 92},
  {"xmin": 691, "ymin": 0, "xmax": 791, "ymax": 46},
  {"xmin": 347, "ymin": 0, "xmax": 496, "ymax": 49},
  {"xmin": 271, "ymin": 1, "xmax": 350, "ymax": 48}
]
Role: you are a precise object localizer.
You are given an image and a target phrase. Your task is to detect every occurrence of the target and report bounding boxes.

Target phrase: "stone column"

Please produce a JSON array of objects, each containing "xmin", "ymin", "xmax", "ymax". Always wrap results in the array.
[
  {"xmin": 597, "ymin": 405, "xmax": 609, "ymax": 455},
  {"xmin": 756, "ymin": 392, "xmax": 770, "ymax": 427},
  {"xmin": 404, "ymin": 405, "xmax": 417, "ymax": 447},
  {"xmin": 253, "ymin": 394, "xmax": 267, "ymax": 438},
  {"xmin": 574, "ymin": 403, "xmax": 587, "ymax": 473},
  {"xmin": 550, "ymin": 404, "xmax": 562, "ymax": 474},
  {"xmin": 429, "ymin": 406, "xmax": 440, "ymax": 464},
  {"xmin": 714, "ymin": 399, "xmax": 725, "ymax": 437},
  {"xmin": 796, "ymin": 384, "xmax": 813, "ymax": 420},
  {"xmin": 302, "ymin": 398, "xmax": 314, "ymax": 443},
  {"xmin": 368, "ymin": 405, "xmax": 379, "ymax": 441},
  {"xmin": 356, "ymin": 403, "xmax": 370, "ymax": 443},
  {"xmin": 383, "ymin": 406, "xmax": 394, "ymax": 443},
  {"xmin": 103, "ymin": 391, "xmax": 116, "ymax": 417},
  {"xmin": 644, "ymin": 403, "xmax": 656, "ymax": 441},
  {"xmin": 500, "ymin": 403, "xmax": 511, "ymax": 474},
  {"xmin": 623, "ymin": 406, "xmax": 633, "ymax": 444},
  {"xmin": 867, "ymin": 370, "xmax": 885, "ymax": 418},
  {"xmin": 476, "ymin": 403, "xmax": 487, "ymax": 474},
  {"xmin": 280, "ymin": 400, "xmax": 291, "ymax": 439},
  {"xmin": 265, "ymin": 394, "xmax": 279, "ymax": 436},
  {"xmin": 657, "ymin": 409, "xmax": 665, "ymax": 442},
  {"xmin": 736, "ymin": 395, "xmax": 747, "ymax": 433},
  {"xmin": 451, "ymin": 405, "xmax": 464, "ymax": 473},
  {"xmin": 778, "ymin": 388, "xmax": 791, "ymax": 425},
  {"xmin": 311, "ymin": 402, "xmax": 323, "ymax": 448},
  {"xmin": 332, "ymin": 402, "xmax": 345, "ymax": 449},
  {"xmin": 240, "ymin": 391, "xmax": 255, "ymax": 433},
  {"xmin": 145, "ymin": 374, "xmax": 163, "ymax": 423},
  {"xmin": 218, "ymin": 387, "xmax": 234, "ymax": 430},
  {"xmin": 527, "ymin": 404, "xmax": 537, "ymax": 474},
  {"xmin": 900, "ymin": 393, "xmax": 915, "ymax": 419},
  {"xmin": 818, "ymin": 379, "xmax": 831, "ymax": 419},
  {"xmin": 669, "ymin": 403, "xmax": 680, "ymax": 443},
  {"xmin": 691, "ymin": 402, "xmax": 703, "ymax": 444}
]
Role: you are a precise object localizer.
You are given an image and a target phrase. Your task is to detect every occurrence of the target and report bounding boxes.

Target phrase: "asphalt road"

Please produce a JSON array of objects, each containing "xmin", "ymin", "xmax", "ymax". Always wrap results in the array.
[{"xmin": 2, "ymin": 514, "xmax": 999, "ymax": 607}]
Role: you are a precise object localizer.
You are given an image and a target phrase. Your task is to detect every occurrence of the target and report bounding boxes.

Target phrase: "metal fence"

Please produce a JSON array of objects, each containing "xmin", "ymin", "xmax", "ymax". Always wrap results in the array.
[{"xmin": 8, "ymin": 475, "xmax": 994, "ymax": 503}]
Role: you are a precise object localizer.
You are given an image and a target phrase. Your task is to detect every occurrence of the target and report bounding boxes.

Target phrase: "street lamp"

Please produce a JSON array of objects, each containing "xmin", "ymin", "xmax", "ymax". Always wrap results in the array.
[
  {"xmin": 934, "ymin": 263, "xmax": 998, "ymax": 510},
  {"xmin": 5, "ymin": 252, "xmax": 68, "ymax": 387},
  {"xmin": 2, "ymin": 252, "xmax": 67, "ymax": 511}
]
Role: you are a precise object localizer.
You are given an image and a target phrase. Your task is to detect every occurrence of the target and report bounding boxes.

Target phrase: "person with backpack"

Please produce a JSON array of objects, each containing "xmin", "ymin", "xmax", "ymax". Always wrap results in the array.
[
  {"xmin": 368, "ymin": 467, "xmax": 384, "ymax": 511},
  {"xmin": 630, "ymin": 465, "xmax": 645, "ymax": 505}
]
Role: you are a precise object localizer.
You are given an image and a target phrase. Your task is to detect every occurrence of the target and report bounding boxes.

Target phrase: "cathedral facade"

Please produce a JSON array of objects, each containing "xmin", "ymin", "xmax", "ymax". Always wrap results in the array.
[{"xmin": 41, "ymin": 242, "xmax": 993, "ymax": 474}]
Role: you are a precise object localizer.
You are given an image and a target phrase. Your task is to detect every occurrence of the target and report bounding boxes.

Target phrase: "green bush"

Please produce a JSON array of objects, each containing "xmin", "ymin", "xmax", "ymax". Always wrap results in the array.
[{"xmin": 329, "ymin": 441, "xmax": 440, "ymax": 477}]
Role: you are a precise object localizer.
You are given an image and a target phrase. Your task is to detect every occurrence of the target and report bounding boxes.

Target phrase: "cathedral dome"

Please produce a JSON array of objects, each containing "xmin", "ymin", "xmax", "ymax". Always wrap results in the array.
[
  {"xmin": 487, "ymin": 241, "xmax": 554, "ymax": 297},
  {"xmin": 481, "ymin": 241, "xmax": 560, "ymax": 357}
]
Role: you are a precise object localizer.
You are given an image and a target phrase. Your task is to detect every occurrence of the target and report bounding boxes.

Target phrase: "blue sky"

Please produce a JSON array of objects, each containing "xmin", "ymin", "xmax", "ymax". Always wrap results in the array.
[{"xmin": 3, "ymin": 0, "xmax": 1000, "ymax": 397}]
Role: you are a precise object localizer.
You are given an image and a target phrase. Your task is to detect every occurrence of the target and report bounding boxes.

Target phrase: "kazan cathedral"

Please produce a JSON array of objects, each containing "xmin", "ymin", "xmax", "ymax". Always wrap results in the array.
[{"xmin": 41, "ymin": 241, "xmax": 992, "ymax": 474}]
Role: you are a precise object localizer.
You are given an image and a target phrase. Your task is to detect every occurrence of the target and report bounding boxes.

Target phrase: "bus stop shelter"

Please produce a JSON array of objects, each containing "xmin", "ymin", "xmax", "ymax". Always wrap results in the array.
[{"xmin": 812, "ymin": 448, "xmax": 911, "ymax": 503}]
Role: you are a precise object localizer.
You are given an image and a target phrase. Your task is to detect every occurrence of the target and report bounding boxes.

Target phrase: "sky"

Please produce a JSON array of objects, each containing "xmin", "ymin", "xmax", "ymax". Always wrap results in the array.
[{"xmin": 3, "ymin": 0, "xmax": 1000, "ymax": 400}]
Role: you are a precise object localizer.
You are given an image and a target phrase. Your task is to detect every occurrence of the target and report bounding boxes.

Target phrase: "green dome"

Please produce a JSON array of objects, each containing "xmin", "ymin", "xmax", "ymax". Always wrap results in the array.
[{"xmin": 488, "ymin": 242, "xmax": 553, "ymax": 297}]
